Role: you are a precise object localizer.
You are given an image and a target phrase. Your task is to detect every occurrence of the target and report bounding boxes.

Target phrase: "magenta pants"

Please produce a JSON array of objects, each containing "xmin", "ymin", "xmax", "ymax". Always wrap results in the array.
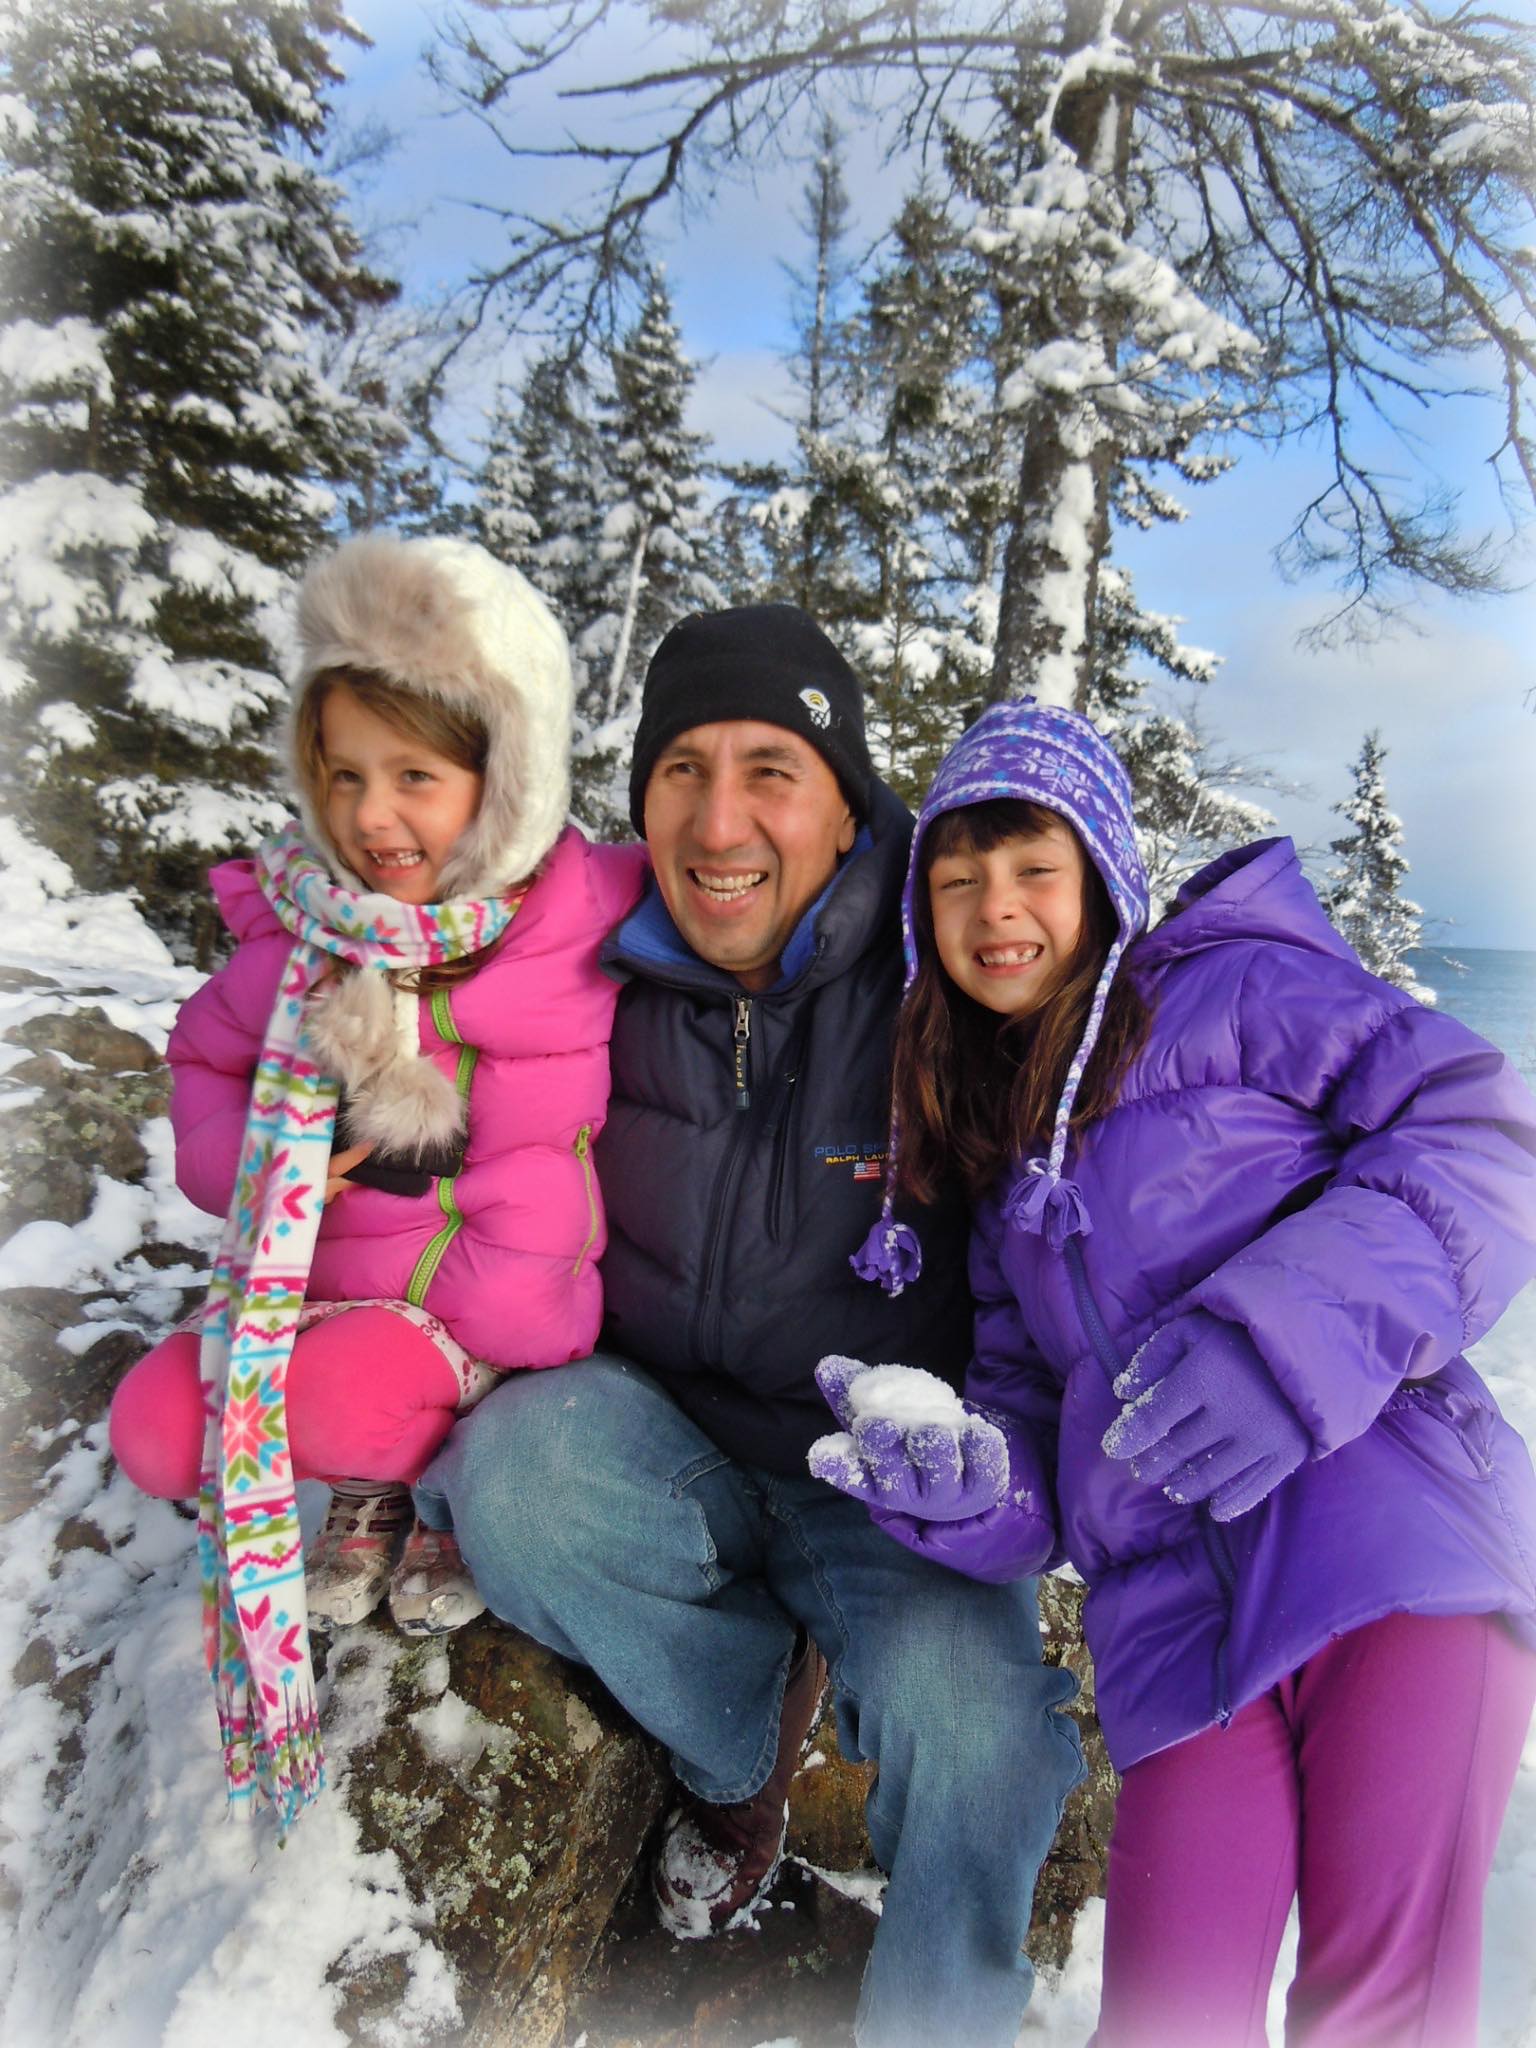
[
  {"xmin": 108, "ymin": 1306, "xmax": 469, "ymax": 1494},
  {"xmin": 1096, "ymin": 1610, "xmax": 1536, "ymax": 2048}
]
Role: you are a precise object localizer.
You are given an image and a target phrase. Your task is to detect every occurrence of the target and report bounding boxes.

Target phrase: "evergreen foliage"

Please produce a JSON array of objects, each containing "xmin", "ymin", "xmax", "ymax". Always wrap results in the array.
[
  {"xmin": 572, "ymin": 270, "xmax": 719, "ymax": 835},
  {"xmin": 725, "ymin": 150, "xmax": 993, "ymax": 804},
  {"xmin": 837, "ymin": 183, "xmax": 991, "ymax": 800},
  {"xmin": 729, "ymin": 128, "xmax": 1263, "ymax": 855},
  {"xmin": 439, "ymin": 0, "xmax": 1536, "ymax": 712},
  {"xmin": 0, "ymin": 0, "xmax": 395, "ymax": 960},
  {"xmin": 733, "ymin": 119, "xmax": 865, "ymax": 624},
  {"xmin": 1326, "ymin": 730, "xmax": 1430, "ymax": 1000},
  {"xmin": 475, "ymin": 348, "xmax": 605, "ymax": 662},
  {"xmin": 1088, "ymin": 560, "xmax": 1275, "ymax": 895},
  {"xmin": 1117, "ymin": 703, "xmax": 1276, "ymax": 913},
  {"xmin": 473, "ymin": 278, "xmax": 717, "ymax": 838}
]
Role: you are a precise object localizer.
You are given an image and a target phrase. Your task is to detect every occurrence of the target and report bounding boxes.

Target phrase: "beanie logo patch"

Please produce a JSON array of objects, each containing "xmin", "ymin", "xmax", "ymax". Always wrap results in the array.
[{"xmin": 799, "ymin": 687, "xmax": 832, "ymax": 729}]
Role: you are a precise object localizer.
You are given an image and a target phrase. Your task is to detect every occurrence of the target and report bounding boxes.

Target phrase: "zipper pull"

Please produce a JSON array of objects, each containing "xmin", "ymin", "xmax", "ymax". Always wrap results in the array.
[{"xmin": 732, "ymin": 994, "xmax": 752, "ymax": 1110}]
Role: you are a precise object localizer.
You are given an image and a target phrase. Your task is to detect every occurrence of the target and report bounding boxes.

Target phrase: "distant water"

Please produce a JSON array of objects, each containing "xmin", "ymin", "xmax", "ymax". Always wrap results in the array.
[{"xmin": 1409, "ymin": 947, "xmax": 1536, "ymax": 1083}]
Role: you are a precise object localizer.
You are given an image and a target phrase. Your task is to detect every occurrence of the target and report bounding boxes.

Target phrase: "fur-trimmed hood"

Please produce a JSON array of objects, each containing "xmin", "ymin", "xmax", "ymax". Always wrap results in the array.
[{"xmin": 290, "ymin": 534, "xmax": 574, "ymax": 897}]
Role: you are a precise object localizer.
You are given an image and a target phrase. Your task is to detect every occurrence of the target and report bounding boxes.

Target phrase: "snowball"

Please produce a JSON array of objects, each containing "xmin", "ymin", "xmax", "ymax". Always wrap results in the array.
[{"xmin": 845, "ymin": 1364, "xmax": 966, "ymax": 1431}]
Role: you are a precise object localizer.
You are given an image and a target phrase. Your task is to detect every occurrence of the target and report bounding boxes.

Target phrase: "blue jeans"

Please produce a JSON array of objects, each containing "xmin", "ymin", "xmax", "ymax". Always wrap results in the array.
[{"xmin": 417, "ymin": 1354, "xmax": 1083, "ymax": 2048}]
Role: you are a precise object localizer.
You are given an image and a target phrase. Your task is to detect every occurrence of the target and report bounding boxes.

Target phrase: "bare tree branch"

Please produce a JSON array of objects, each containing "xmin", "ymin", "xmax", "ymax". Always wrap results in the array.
[{"xmin": 425, "ymin": 0, "xmax": 1536, "ymax": 666}]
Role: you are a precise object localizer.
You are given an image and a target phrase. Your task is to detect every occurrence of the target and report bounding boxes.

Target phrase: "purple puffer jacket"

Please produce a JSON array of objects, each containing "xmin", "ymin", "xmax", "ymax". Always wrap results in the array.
[
  {"xmin": 170, "ymin": 827, "xmax": 646, "ymax": 1369},
  {"xmin": 932, "ymin": 837, "xmax": 1536, "ymax": 1772}
]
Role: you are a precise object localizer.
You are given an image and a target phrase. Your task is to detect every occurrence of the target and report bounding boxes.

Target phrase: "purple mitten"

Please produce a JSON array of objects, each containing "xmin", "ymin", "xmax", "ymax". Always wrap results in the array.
[
  {"xmin": 814, "ymin": 1353, "xmax": 870, "ymax": 1432},
  {"xmin": 856, "ymin": 1412, "xmax": 1010, "ymax": 1519},
  {"xmin": 1101, "ymin": 1311, "xmax": 1310, "ymax": 1521},
  {"xmin": 869, "ymin": 1490, "xmax": 1058, "ymax": 1583},
  {"xmin": 809, "ymin": 1356, "xmax": 1011, "ymax": 1522}
]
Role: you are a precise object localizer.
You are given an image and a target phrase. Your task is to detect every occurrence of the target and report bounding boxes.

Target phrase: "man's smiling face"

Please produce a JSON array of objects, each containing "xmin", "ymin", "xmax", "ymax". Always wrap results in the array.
[{"xmin": 643, "ymin": 720, "xmax": 857, "ymax": 990}]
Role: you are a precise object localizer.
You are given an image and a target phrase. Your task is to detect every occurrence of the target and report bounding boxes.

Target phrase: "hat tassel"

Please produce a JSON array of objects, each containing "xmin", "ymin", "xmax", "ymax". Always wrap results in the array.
[
  {"xmin": 850, "ymin": 1212, "xmax": 924, "ymax": 1297},
  {"xmin": 1003, "ymin": 1159, "xmax": 1092, "ymax": 1251}
]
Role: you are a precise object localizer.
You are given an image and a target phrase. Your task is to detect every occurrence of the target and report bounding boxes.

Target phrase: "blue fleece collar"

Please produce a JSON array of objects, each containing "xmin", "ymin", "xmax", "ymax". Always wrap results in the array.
[{"xmin": 614, "ymin": 827, "xmax": 874, "ymax": 994}]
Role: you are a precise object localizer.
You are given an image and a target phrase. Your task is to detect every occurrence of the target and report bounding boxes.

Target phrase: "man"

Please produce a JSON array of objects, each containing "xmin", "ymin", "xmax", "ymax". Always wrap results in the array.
[{"xmin": 419, "ymin": 606, "xmax": 1082, "ymax": 2048}]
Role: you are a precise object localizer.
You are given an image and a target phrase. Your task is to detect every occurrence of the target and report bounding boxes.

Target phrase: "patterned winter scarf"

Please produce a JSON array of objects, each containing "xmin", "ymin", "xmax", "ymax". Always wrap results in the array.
[{"xmin": 196, "ymin": 819, "xmax": 517, "ymax": 1835}]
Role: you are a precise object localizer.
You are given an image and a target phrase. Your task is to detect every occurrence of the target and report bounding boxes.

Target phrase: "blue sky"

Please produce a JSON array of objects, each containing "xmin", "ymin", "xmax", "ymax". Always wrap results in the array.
[{"xmin": 335, "ymin": 1, "xmax": 1536, "ymax": 950}]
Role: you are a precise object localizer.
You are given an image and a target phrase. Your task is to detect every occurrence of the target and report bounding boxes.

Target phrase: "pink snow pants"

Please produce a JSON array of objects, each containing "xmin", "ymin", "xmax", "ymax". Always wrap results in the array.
[
  {"xmin": 1095, "ymin": 1610, "xmax": 1536, "ymax": 2048},
  {"xmin": 108, "ymin": 1305, "xmax": 475, "ymax": 1495}
]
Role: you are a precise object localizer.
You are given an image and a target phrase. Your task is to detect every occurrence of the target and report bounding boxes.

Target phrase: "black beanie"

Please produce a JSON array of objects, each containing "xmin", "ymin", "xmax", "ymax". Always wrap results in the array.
[{"xmin": 629, "ymin": 604, "xmax": 874, "ymax": 833}]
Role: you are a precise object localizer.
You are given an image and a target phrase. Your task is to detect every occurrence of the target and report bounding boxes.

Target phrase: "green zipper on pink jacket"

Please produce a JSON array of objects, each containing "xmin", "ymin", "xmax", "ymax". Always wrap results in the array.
[
  {"xmin": 571, "ymin": 1122, "xmax": 597, "ymax": 1277},
  {"xmin": 405, "ymin": 987, "xmax": 478, "ymax": 1308}
]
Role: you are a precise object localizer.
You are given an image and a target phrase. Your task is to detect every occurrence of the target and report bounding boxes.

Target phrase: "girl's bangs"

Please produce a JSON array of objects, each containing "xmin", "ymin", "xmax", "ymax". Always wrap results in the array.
[
  {"xmin": 922, "ymin": 797, "xmax": 1069, "ymax": 866},
  {"xmin": 308, "ymin": 667, "xmax": 489, "ymax": 775}
]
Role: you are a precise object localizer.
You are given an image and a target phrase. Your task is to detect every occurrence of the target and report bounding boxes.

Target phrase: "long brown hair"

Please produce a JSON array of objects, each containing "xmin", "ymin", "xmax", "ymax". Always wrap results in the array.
[
  {"xmin": 295, "ymin": 665, "xmax": 500, "ymax": 993},
  {"xmin": 891, "ymin": 798, "xmax": 1152, "ymax": 1204}
]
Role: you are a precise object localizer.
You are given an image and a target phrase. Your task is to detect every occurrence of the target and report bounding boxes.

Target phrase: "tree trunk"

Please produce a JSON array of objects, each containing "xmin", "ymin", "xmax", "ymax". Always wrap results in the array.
[
  {"xmin": 990, "ymin": 0, "xmax": 1128, "ymax": 712},
  {"xmin": 991, "ymin": 422, "xmax": 1116, "ymax": 712},
  {"xmin": 605, "ymin": 525, "xmax": 650, "ymax": 720}
]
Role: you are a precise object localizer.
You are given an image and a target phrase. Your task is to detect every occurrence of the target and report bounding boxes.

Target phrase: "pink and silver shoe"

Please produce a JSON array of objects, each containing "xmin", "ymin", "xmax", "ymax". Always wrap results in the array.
[
  {"xmin": 388, "ymin": 1521, "xmax": 486, "ymax": 1637},
  {"xmin": 305, "ymin": 1482, "xmax": 413, "ymax": 1630}
]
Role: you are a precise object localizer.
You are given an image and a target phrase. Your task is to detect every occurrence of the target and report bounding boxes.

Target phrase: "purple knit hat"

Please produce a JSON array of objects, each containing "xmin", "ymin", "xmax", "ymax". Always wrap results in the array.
[{"xmin": 852, "ymin": 698, "xmax": 1149, "ymax": 1293}]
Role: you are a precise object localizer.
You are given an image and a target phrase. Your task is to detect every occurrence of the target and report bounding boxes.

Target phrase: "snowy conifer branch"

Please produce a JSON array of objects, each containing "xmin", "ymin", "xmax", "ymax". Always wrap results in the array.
[
  {"xmin": 0, "ymin": 0, "xmax": 400, "ymax": 960},
  {"xmin": 1324, "ymin": 728, "xmax": 1432, "ymax": 999},
  {"xmin": 438, "ymin": 0, "xmax": 1536, "ymax": 696}
]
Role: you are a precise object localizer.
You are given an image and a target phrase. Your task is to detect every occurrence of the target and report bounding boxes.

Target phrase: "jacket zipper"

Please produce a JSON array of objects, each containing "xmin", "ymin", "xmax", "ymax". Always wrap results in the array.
[
  {"xmin": 1063, "ymin": 1235, "xmax": 1125, "ymax": 1394},
  {"xmin": 1198, "ymin": 1519, "xmax": 1237, "ymax": 1725},
  {"xmin": 691, "ymin": 993, "xmax": 759, "ymax": 1358},
  {"xmin": 405, "ymin": 988, "xmax": 478, "ymax": 1309},
  {"xmin": 1063, "ymin": 1234, "xmax": 1235, "ymax": 1725},
  {"xmin": 571, "ymin": 1123, "xmax": 598, "ymax": 1277},
  {"xmin": 731, "ymin": 994, "xmax": 752, "ymax": 1110}
]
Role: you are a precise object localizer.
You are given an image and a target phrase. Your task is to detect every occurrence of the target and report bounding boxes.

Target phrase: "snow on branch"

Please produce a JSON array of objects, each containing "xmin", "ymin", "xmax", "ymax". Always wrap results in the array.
[{"xmin": 433, "ymin": 0, "xmax": 1536, "ymax": 702}]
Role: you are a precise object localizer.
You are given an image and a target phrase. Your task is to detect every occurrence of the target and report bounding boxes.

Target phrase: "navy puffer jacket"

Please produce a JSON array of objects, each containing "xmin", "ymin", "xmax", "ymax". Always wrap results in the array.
[{"xmin": 596, "ymin": 778, "xmax": 974, "ymax": 1472}]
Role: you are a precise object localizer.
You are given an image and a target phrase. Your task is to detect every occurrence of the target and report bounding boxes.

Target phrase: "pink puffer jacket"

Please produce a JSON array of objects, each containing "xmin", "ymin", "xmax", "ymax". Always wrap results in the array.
[{"xmin": 170, "ymin": 826, "xmax": 646, "ymax": 1368}]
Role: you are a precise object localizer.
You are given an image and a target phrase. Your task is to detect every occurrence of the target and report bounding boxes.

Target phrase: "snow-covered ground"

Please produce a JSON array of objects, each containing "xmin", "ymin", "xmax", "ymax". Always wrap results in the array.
[
  {"xmin": 0, "ymin": 838, "xmax": 460, "ymax": 2046},
  {"xmin": 0, "ymin": 832, "xmax": 1532, "ymax": 2047}
]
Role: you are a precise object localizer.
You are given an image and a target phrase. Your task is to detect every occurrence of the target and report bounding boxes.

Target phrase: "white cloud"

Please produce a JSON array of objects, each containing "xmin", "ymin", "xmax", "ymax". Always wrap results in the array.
[{"xmin": 1196, "ymin": 596, "xmax": 1536, "ymax": 948}]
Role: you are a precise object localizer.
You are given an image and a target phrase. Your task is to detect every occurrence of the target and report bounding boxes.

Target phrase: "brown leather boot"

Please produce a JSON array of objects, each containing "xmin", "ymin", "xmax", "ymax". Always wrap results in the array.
[{"xmin": 652, "ymin": 1631, "xmax": 830, "ymax": 1938}]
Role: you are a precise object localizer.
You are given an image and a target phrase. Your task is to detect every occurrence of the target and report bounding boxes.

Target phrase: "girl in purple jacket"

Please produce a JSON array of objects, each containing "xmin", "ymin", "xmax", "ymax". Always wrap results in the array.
[
  {"xmin": 110, "ymin": 534, "xmax": 642, "ymax": 1706},
  {"xmin": 815, "ymin": 699, "xmax": 1536, "ymax": 2045}
]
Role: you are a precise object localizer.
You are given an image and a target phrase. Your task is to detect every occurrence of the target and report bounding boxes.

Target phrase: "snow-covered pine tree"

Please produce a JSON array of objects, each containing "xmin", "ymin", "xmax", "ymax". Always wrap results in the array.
[
  {"xmin": 477, "ymin": 383, "xmax": 543, "ymax": 571},
  {"xmin": 475, "ymin": 350, "xmax": 603, "ymax": 630},
  {"xmin": 1325, "ymin": 731, "xmax": 1431, "ymax": 1001},
  {"xmin": 441, "ymin": 2, "xmax": 1536, "ymax": 713},
  {"xmin": 731, "ymin": 156, "xmax": 1000, "ymax": 802},
  {"xmin": 731, "ymin": 118, "xmax": 865, "ymax": 621},
  {"xmin": 1117, "ymin": 701, "xmax": 1276, "ymax": 914},
  {"xmin": 832, "ymin": 184, "xmax": 987, "ymax": 802},
  {"xmin": 0, "ymin": 0, "xmax": 394, "ymax": 961},
  {"xmin": 326, "ymin": 300, "xmax": 456, "ymax": 539},
  {"xmin": 571, "ymin": 272, "xmax": 718, "ymax": 837},
  {"xmin": 955, "ymin": 108, "xmax": 1273, "ymax": 866}
]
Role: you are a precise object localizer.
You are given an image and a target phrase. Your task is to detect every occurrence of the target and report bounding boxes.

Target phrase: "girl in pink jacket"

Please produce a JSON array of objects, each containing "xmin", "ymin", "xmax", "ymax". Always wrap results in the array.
[{"xmin": 110, "ymin": 534, "xmax": 643, "ymax": 1772}]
